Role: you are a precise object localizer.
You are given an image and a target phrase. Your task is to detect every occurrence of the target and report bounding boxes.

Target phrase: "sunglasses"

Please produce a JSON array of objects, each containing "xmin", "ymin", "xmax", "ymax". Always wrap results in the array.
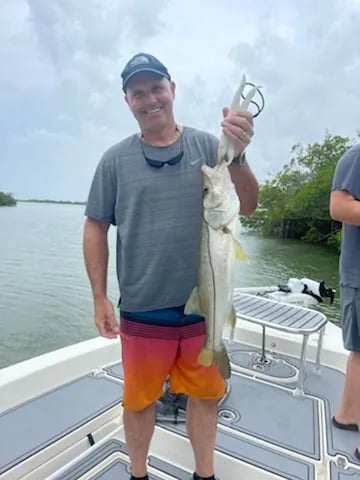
[{"xmin": 140, "ymin": 134, "xmax": 184, "ymax": 169}]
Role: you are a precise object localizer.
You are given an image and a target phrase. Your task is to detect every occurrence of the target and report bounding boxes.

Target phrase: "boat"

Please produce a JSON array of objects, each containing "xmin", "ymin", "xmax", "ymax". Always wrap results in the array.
[{"xmin": 1, "ymin": 277, "xmax": 359, "ymax": 480}]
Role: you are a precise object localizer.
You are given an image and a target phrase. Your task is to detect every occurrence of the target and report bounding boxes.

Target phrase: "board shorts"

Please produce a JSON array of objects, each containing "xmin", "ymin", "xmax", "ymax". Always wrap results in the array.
[
  {"xmin": 119, "ymin": 308, "xmax": 226, "ymax": 412},
  {"xmin": 340, "ymin": 286, "xmax": 360, "ymax": 352}
]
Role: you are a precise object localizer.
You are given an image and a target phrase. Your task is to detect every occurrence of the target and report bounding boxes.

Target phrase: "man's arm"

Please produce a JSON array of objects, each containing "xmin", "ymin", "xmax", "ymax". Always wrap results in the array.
[
  {"xmin": 329, "ymin": 145, "xmax": 360, "ymax": 226},
  {"xmin": 83, "ymin": 217, "xmax": 119, "ymax": 338},
  {"xmin": 83, "ymin": 217, "xmax": 110, "ymax": 301},
  {"xmin": 330, "ymin": 190, "xmax": 360, "ymax": 226},
  {"xmin": 229, "ymin": 160, "xmax": 259, "ymax": 215}
]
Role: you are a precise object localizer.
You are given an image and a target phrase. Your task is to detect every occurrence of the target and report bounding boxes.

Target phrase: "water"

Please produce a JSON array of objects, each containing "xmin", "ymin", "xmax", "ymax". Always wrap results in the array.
[{"xmin": 0, "ymin": 202, "xmax": 341, "ymax": 369}]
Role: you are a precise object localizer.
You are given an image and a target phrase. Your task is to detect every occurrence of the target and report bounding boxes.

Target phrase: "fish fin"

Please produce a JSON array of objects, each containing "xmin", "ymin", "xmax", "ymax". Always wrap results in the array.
[
  {"xmin": 234, "ymin": 239, "xmax": 248, "ymax": 262},
  {"xmin": 214, "ymin": 345, "xmax": 231, "ymax": 379},
  {"xmin": 227, "ymin": 304, "xmax": 237, "ymax": 327},
  {"xmin": 223, "ymin": 226, "xmax": 248, "ymax": 261},
  {"xmin": 184, "ymin": 287, "xmax": 203, "ymax": 315},
  {"xmin": 227, "ymin": 305, "xmax": 237, "ymax": 344},
  {"xmin": 198, "ymin": 347, "xmax": 214, "ymax": 367}
]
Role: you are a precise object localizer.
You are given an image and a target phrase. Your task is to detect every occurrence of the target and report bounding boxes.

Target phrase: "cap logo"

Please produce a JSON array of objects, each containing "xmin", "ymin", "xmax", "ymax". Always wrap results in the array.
[{"xmin": 129, "ymin": 55, "xmax": 150, "ymax": 67}]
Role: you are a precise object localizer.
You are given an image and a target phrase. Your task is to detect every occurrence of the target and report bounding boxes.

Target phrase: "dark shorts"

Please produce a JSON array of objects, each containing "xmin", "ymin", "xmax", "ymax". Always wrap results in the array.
[{"xmin": 340, "ymin": 286, "xmax": 360, "ymax": 351}]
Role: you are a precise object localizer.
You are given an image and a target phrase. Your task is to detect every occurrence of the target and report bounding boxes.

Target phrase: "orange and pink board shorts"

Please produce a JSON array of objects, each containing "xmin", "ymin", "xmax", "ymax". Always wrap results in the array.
[{"xmin": 119, "ymin": 309, "xmax": 226, "ymax": 412}]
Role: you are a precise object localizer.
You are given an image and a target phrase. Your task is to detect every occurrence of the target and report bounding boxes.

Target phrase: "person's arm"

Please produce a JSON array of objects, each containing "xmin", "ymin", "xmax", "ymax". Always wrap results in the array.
[
  {"xmin": 229, "ymin": 159, "xmax": 259, "ymax": 215},
  {"xmin": 83, "ymin": 217, "xmax": 119, "ymax": 338},
  {"xmin": 330, "ymin": 146, "xmax": 360, "ymax": 226},
  {"xmin": 83, "ymin": 218, "xmax": 110, "ymax": 301},
  {"xmin": 83, "ymin": 151, "xmax": 119, "ymax": 338},
  {"xmin": 330, "ymin": 190, "xmax": 360, "ymax": 226}
]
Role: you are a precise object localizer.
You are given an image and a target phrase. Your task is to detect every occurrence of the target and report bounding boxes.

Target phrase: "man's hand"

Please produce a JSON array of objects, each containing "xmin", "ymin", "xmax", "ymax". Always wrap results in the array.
[
  {"xmin": 221, "ymin": 107, "xmax": 254, "ymax": 157},
  {"xmin": 94, "ymin": 297, "xmax": 120, "ymax": 339}
]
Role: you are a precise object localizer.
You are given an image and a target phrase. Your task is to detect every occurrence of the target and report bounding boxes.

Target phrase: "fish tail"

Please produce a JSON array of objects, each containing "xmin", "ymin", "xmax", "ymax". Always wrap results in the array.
[
  {"xmin": 214, "ymin": 346, "xmax": 231, "ymax": 380},
  {"xmin": 198, "ymin": 347, "xmax": 214, "ymax": 367}
]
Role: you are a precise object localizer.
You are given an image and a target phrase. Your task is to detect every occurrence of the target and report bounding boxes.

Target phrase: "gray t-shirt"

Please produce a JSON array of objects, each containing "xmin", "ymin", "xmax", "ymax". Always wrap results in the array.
[
  {"xmin": 331, "ymin": 144, "xmax": 360, "ymax": 288},
  {"xmin": 85, "ymin": 126, "xmax": 218, "ymax": 311}
]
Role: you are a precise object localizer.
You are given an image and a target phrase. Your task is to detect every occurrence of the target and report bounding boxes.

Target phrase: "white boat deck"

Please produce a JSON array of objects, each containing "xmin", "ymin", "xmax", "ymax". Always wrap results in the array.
[{"xmin": 1, "ymin": 294, "xmax": 359, "ymax": 480}]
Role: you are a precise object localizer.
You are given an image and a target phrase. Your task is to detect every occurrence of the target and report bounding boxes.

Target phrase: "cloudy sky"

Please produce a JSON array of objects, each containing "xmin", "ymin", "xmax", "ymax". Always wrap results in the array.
[{"xmin": 1, "ymin": 0, "xmax": 360, "ymax": 201}]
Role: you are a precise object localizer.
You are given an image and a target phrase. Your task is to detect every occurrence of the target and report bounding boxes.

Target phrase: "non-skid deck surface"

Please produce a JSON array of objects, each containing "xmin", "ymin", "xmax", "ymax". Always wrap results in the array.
[
  {"xmin": 0, "ymin": 375, "xmax": 123, "ymax": 475},
  {"xmin": 106, "ymin": 362, "xmax": 318, "ymax": 479},
  {"xmin": 54, "ymin": 439, "xmax": 189, "ymax": 480},
  {"xmin": 107, "ymin": 357, "xmax": 319, "ymax": 458},
  {"xmin": 330, "ymin": 464, "xmax": 360, "ymax": 479},
  {"xmin": 161, "ymin": 421, "xmax": 315, "ymax": 480},
  {"xmin": 106, "ymin": 347, "xmax": 360, "ymax": 476},
  {"xmin": 227, "ymin": 342, "xmax": 360, "ymax": 467},
  {"xmin": 220, "ymin": 375, "xmax": 319, "ymax": 457},
  {"xmin": 156, "ymin": 373, "xmax": 318, "ymax": 480},
  {"xmin": 2, "ymin": 343, "xmax": 360, "ymax": 479}
]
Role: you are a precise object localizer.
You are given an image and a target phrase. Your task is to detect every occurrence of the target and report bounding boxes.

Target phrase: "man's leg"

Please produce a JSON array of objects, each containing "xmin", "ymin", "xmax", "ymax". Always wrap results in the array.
[
  {"xmin": 120, "ymin": 319, "xmax": 178, "ymax": 478},
  {"xmin": 334, "ymin": 287, "xmax": 360, "ymax": 426},
  {"xmin": 335, "ymin": 352, "xmax": 360, "ymax": 425},
  {"xmin": 169, "ymin": 322, "xmax": 226, "ymax": 479},
  {"xmin": 123, "ymin": 404, "xmax": 156, "ymax": 477},
  {"xmin": 335, "ymin": 350, "xmax": 360, "ymax": 461},
  {"xmin": 186, "ymin": 396, "xmax": 219, "ymax": 478}
]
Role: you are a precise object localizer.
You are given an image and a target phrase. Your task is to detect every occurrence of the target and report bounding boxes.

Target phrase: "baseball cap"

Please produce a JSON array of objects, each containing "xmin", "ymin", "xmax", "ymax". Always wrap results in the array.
[{"xmin": 121, "ymin": 53, "xmax": 171, "ymax": 91}]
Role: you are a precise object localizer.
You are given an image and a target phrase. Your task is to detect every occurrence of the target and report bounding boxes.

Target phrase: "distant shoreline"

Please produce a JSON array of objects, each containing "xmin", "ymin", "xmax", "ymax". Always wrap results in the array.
[{"xmin": 19, "ymin": 199, "xmax": 86, "ymax": 205}]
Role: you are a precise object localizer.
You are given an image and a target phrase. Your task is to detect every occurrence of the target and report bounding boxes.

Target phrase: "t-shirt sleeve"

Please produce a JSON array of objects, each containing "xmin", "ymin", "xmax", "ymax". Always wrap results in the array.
[
  {"xmin": 331, "ymin": 146, "xmax": 360, "ymax": 200},
  {"xmin": 84, "ymin": 151, "xmax": 117, "ymax": 225}
]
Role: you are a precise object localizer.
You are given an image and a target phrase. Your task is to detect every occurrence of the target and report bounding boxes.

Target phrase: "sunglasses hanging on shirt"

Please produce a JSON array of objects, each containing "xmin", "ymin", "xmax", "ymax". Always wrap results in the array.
[{"xmin": 140, "ymin": 127, "xmax": 184, "ymax": 169}]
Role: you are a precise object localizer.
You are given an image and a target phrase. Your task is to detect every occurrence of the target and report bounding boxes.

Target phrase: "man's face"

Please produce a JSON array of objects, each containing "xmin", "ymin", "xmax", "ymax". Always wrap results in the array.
[{"xmin": 124, "ymin": 72, "xmax": 176, "ymax": 133}]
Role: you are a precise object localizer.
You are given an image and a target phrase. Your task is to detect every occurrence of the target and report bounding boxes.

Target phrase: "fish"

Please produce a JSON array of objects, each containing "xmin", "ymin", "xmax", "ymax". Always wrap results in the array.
[{"xmin": 184, "ymin": 76, "xmax": 260, "ymax": 379}]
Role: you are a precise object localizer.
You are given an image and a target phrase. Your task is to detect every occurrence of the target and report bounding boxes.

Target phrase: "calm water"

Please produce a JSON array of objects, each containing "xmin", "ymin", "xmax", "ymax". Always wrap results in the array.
[{"xmin": 0, "ymin": 202, "xmax": 341, "ymax": 369}]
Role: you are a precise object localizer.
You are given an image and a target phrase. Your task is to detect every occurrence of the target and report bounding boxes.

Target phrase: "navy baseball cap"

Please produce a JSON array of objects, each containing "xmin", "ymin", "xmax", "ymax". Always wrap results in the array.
[{"xmin": 121, "ymin": 53, "xmax": 171, "ymax": 91}]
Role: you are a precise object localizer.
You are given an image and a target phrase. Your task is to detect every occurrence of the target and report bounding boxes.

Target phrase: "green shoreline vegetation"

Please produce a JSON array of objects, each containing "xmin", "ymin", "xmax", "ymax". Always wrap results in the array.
[
  {"xmin": 242, "ymin": 131, "xmax": 359, "ymax": 251},
  {"xmin": 0, "ymin": 192, "xmax": 17, "ymax": 206},
  {"xmin": 0, "ymin": 194, "xmax": 85, "ymax": 207},
  {"xmin": 20, "ymin": 199, "xmax": 85, "ymax": 205}
]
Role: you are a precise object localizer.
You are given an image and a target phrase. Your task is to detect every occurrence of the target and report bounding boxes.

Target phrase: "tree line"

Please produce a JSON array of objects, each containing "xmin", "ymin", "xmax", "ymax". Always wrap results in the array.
[{"xmin": 242, "ymin": 132, "xmax": 359, "ymax": 251}]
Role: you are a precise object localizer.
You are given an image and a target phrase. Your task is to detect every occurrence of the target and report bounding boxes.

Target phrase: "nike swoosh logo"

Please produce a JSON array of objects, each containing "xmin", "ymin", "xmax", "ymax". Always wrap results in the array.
[{"xmin": 190, "ymin": 158, "xmax": 201, "ymax": 165}]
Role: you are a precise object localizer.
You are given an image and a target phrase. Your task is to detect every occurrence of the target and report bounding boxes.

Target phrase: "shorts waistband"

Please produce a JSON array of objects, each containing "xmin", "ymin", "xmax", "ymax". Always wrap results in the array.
[{"xmin": 120, "ymin": 317, "xmax": 206, "ymax": 339}]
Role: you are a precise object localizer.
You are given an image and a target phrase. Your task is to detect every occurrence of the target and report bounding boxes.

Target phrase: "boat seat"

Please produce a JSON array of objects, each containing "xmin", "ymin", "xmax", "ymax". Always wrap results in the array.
[
  {"xmin": 233, "ymin": 292, "xmax": 327, "ymax": 395},
  {"xmin": 0, "ymin": 374, "xmax": 122, "ymax": 476}
]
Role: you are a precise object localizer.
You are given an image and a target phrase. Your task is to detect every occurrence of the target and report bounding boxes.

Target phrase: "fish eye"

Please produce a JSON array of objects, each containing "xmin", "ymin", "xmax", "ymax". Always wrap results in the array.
[{"xmin": 203, "ymin": 187, "xmax": 209, "ymax": 196}]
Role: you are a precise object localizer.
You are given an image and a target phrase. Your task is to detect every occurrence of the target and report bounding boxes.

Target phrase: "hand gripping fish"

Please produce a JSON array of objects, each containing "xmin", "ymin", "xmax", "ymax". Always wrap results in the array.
[{"xmin": 185, "ymin": 76, "xmax": 260, "ymax": 379}]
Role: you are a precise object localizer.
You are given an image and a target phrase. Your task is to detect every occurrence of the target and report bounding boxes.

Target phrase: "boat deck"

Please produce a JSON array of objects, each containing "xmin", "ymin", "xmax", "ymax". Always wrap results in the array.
[{"xmin": 1, "ymin": 340, "xmax": 360, "ymax": 479}]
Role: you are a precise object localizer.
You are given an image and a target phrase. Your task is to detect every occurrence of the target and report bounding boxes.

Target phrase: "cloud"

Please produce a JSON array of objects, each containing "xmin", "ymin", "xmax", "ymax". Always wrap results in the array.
[
  {"xmin": 0, "ymin": 0, "xmax": 359, "ymax": 200},
  {"xmin": 227, "ymin": 0, "xmax": 360, "ymax": 175}
]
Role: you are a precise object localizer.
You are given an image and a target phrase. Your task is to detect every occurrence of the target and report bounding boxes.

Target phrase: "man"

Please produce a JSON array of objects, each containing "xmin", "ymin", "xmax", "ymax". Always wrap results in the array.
[
  {"xmin": 330, "ymin": 143, "xmax": 360, "ymax": 462},
  {"xmin": 83, "ymin": 52, "xmax": 259, "ymax": 480}
]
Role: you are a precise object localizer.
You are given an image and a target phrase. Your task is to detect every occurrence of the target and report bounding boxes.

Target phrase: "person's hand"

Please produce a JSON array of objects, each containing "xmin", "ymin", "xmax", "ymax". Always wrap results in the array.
[
  {"xmin": 221, "ymin": 107, "xmax": 254, "ymax": 157},
  {"xmin": 94, "ymin": 297, "xmax": 120, "ymax": 339}
]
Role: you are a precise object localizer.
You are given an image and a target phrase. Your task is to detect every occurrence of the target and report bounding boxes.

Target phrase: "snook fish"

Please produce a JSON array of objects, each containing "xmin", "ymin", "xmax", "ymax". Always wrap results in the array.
[{"xmin": 185, "ymin": 77, "xmax": 259, "ymax": 379}]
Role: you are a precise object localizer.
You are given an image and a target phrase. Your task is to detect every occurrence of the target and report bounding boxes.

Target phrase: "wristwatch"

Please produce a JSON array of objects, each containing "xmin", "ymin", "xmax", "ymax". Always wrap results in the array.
[{"xmin": 231, "ymin": 152, "xmax": 246, "ymax": 166}]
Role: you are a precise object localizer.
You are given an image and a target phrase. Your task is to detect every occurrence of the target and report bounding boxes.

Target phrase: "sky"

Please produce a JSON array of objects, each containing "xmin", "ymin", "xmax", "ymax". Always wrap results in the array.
[{"xmin": 1, "ymin": 0, "xmax": 360, "ymax": 201}]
